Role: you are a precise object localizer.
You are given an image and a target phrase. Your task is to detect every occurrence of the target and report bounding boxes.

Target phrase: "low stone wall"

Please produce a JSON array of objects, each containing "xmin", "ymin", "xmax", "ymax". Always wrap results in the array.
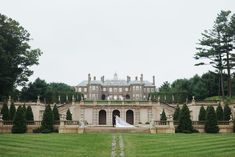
[{"xmin": 0, "ymin": 121, "xmax": 59, "ymax": 133}]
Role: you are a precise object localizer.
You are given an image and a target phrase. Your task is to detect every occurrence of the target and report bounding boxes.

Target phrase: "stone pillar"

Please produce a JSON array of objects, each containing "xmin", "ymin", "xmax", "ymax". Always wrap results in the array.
[
  {"xmin": 72, "ymin": 95, "xmax": 75, "ymax": 105},
  {"xmin": 8, "ymin": 96, "xmax": 11, "ymax": 106}
]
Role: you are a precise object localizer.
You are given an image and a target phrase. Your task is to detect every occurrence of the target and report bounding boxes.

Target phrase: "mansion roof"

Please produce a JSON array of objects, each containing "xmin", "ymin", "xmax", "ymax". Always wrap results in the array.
[
  {"xmin": 77, "ymin": 73, "xmax": 155, "ymax": 87},
  {"xmin": 78, "ymin": 79, "xmax": 155, "ymax": 87}
]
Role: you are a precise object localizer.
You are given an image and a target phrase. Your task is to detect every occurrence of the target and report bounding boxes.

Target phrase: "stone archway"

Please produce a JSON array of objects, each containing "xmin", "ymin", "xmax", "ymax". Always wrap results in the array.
[
  {"xmin": 99, "ymin": 110, "xmax": 106, "ymax": 125},
  {"xmin": 126, "ymin": 94, "xmax": 130, "ymax": 100},
  {"xmin": 112, "ymin": 110, "xmax": 120, "ymax": 126},
  {"xmin": 126, "ymin": 110, "xmax": 134, "ymax": 125},
  {"xmin": 101, "ymin": 94, "xmax": 106, "ymax": 100}
]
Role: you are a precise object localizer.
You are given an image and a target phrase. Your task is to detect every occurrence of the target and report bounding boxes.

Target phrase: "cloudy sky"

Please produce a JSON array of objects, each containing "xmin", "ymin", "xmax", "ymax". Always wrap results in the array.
[{"xmin": 1, "ymin": 0, "xmax": 235, "ymax": 87}]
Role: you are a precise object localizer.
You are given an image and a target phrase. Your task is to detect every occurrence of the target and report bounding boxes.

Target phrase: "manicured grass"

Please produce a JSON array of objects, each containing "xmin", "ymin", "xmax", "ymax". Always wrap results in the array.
[
  {"xmin": 0, "ymin": 133, "xmax": 235, "ymax": 157},
  {"xmin": 0, "ymin": 133, "xmax": 112, "ymax": 157},
  {"xmin": 124, "ymin": 133, "xmax": 235, "ymax": 157}
]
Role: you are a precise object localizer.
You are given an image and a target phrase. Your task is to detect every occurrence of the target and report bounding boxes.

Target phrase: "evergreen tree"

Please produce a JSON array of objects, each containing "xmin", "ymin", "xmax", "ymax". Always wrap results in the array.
[
  {"xmin": 160, "ymin": 109, "xmax": 167, "ymax": 121},
  {"xmin": 9, "ymin": 102, "xmax": 16, "ymax": 121},
  {"xmin": 53, "ymin": 104, "xmax": 60, "ymax": 123},
  {"xmin": 1, "ymin": 102, "xmax": 9, "ymax": 121},
  {"xmin": 199, "ymin": 105, "xmax": 206, "ymax": 121},
  {"xmin": 216, "ymin": 103, "xmax": 224, "ymax": 121},
  {"xmin": 12, "ymin": 106, "xmax": 27, "ymax": 133},
  {"xmin": 173, "ymin": 105, "xmax": 180, "ymax": 121},
  {"xmin": 22, "ymin": 104, "xmax": 27, "ymax": 115},
  {"xmin": 224, "ymin": 104, "xmax": 231, "ymax": 121},
  {"xmin": 176, "ymin": 104, "xmax": 193, "ymax": 133},
  {"xmin": 66, "ymin": 109, "xmax": 72, "ymax": 120},
  {"xmin": 205, "ymin": 106, "xmax": 219, "ymax": 133},
  {"xmin": 26, "ymin": 106, "xmax": 34, "ymax": 121},
  {"xmin": 41, "ymin": 105, "xmax": 54, "ymax": 132}
]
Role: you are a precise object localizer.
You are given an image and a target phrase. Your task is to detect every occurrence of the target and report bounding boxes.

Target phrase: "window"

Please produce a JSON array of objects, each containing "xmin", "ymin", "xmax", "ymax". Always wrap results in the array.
[
  {"xmin": 125, "ymin": 88, "xmax": 128, "ymax": 92},
  {"xmin": 109, "ymin": 88, "xmax": 112, "ymax": 92},
  {"xmin": 119, "ymin": 88, "xmax": 122, "ymax": 92},
  {"xmin": 78, "ymin": 88, "xmax": 82, "ymax": 92},
  {"xmin": 114, "ymin": 88, "xmax": 117, "ymax": 92},
  {"xmin": 84, "ymin": 88, "xmax": 87, "ymax": 92},
  {"xmin": 151, "ymin": 88, "xmax": 154, "ymax": 92},
  {"xmin": 103, "ymin": 87, "xmax": 106, "ymax": 92},
  {"xmin": 92, "ymin": 86, "xmax": 96, "ymax": 91}
]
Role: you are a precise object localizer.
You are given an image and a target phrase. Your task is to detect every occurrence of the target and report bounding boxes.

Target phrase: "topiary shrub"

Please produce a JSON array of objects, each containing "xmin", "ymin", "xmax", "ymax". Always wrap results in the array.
[
  {"xmin": 53, "ymin": 104, "xmax": 60, "ymax": 123},
  {"xmin": 224, "ymin": 104, "xmax": 231, "ymax": 121},
  {"xmin": 41, "ymin": 105, "xmax": 54, "ymax": 132},
  {"xmin": 205, "ymin": 106, "xmax": 219, "ymax": 133},
  {"xmin": 1, "ymin": 102, "xmax": 9, "ymax": 121},
  {"xmin": 12, "ymin": 106, "xmax": 27, "ymax": 133},
  {"xmin": 198, "ymin": 105, "xmax": 206, "ymax": 121},
  {"xmin": 176, "ymin": 104, "xmax": 193, "ymax": 133},
  {"xmin": 66, "ymin": 109, "xmax": 72, "ymax": 120},
  {"xmin": 26, "ymin": 106, "xmax": 34, "ymax": 121},
  {"xmin": 9, "ymin": 102, "xmax": 16, "ymax": 121},
  {"xmin": 216, "ymin": 103, "xmax": 224, "ymax": 121},
  {"xmin": 173, "ymin": 104, "xmax": 180, "ymax": 121}
]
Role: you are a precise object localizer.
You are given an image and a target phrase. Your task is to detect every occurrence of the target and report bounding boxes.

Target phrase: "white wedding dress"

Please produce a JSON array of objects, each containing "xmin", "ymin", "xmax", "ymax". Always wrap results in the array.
[{"xmin": 115, "ymin": 116, "xmax": 135, "ymax": 128}]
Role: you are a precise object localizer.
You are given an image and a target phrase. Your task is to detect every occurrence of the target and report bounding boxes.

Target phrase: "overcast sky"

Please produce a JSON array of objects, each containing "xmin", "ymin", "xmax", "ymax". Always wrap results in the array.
[{"xmin": 1, "ymin": 0, "xmax": 235, "ymax": 87}]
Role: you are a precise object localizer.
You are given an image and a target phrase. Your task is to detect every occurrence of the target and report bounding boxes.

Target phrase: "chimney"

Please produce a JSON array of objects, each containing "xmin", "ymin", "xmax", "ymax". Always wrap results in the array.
[
  {"xmin": 94, "ymin": 76, "xmax": 96, "ymax": 80},
  {"xmin": 135, "ymin": 76, "xmax": 138, "ymax": 81},
  {"xmin": 127, "ymin": 76, "xmax": 131, "ymax": 83},
  {"xmin": 101, "ymin": 76, "xmax": 104, "ymax": 83},
  {"xmin": 88, "ymin": 73, "xmax": 91, "ymax": 83},
  {"xmin": 152, "ymin": 75, "xmax": 155, "ymax": 85},
  {"xmin": 140, "ymin": 74, "xmax": 143, "ymax": 82}
]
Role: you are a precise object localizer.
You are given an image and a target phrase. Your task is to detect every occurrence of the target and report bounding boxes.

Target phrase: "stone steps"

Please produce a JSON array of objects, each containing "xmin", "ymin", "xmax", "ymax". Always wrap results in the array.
[{"xmin": 84, "ymin": 127, "xmax": 150, "ymax": 133}]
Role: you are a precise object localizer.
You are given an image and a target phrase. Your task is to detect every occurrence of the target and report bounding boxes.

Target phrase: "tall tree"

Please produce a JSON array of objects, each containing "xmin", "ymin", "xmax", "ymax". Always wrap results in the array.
[
  {"xmin": 0, "ymin": 13, "xmax": 42, "ymax": 98},
  {"xmin": 198, "ymin": 105, "xmax": 206, "ymax": 121},
  {"xmin": 160, "ymin": 109, "xmax": 167, "ymax": 121},
  {"xmin": 53, "ymin": 104, "xmax": 60, "ymax": 122},
  {"xmin": 216, "ymin": 103, "xmax": 224, "ymax": 121},
  {"xmin": 9, "ymin": 102, "xmax": 16, "ymax": 120},
  {"xmin": 12, "ymin": 106, "xmax": 27, "ymax": 133},
  {"xmin": 176, "ymin": 104, "xmax": 193, "ymax": 133},
  {"xmin": 66, "ymin": 109, "xmax": 72, "ymax": 120},
  {"xmin": 216, "ymin": 11, "xmax": 235, "ymax": 97},
  {"xmin": 195, "ymin": 10, "xmax": 235, "ymax": 98},
  {"xmin": 26, "ymin": 106, "xmax": 34, "ymax": 121},
  {"xmin": 1, "ymin": 102, "xmax": 9, "ymax": 121},
  {"xmin": 223, "ymin": 104, "xmax": 231, "ymax": 121},
  {"xmin": 205, "ymin": 106, "xmax": 219, "ymax": 133},
  {"xmin": 173, "ymin": 105, "xmax": 180, "ymax": 121},
  {"xmin": 41, "ymin": 105, "xmax": 54, "ymax": 132}
]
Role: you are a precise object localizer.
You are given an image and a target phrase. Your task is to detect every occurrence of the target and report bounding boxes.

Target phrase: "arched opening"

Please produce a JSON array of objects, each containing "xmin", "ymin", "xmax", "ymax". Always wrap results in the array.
[
  {"xmin": 126, "ymin": 94, "xmax": 130, "ymax": 100},
  {"xmin": 112, "ymin": 110, "xmax": 120, "ymax": 126},
  {"xmin": 126, "ymin": 110, "xmax": 134, "ymax": 125},
  {"xmin": 99, "ymin": 110, "xmax": 106, "ymax": 125},
  {"xmin": 101, "ymin": 94, "xmax": 106, "ymax": 100}
]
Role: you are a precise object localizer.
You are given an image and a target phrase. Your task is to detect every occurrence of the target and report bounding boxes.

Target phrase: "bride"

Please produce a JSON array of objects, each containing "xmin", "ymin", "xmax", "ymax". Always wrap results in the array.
[{"xmin": 115, "ymin": 115, "xmax": 135, "ymax": 128}]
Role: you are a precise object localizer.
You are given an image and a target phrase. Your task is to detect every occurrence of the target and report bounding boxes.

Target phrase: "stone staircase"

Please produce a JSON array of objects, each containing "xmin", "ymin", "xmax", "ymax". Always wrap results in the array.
[{"xmin": 84, "ymin": 126, "xmax": 150, "ymax": 133}]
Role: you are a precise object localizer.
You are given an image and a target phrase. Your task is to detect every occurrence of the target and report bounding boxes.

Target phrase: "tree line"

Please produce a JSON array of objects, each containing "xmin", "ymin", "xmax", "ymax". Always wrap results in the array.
[{"xmin": 150, "ymin": 71, "xmax": 235, "ymax": 103}]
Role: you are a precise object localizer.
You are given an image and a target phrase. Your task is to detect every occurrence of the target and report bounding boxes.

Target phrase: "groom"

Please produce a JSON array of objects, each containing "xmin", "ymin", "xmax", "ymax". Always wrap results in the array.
[{"xmin": 112, "ymin": 115, "xmax": 116, "ymax": 127}]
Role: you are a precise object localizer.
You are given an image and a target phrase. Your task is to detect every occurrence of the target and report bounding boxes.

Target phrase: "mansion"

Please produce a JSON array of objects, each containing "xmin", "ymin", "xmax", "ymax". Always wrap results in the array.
[{"xmin": 74, "ymin": 73, "xmax": 156, "ymax": 100}]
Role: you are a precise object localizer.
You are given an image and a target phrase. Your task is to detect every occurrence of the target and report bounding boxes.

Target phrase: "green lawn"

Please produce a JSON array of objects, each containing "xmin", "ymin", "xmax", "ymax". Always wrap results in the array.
[{"xmin": 0, "ymin": 133, "xmax": 235, "ymax": 157}]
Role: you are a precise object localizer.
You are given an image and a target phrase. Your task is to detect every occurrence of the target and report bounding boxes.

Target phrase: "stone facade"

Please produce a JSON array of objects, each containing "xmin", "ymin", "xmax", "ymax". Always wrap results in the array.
[{"xmin": 74, "ymin": 73, "xmax": 156, "ymax": 101}]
